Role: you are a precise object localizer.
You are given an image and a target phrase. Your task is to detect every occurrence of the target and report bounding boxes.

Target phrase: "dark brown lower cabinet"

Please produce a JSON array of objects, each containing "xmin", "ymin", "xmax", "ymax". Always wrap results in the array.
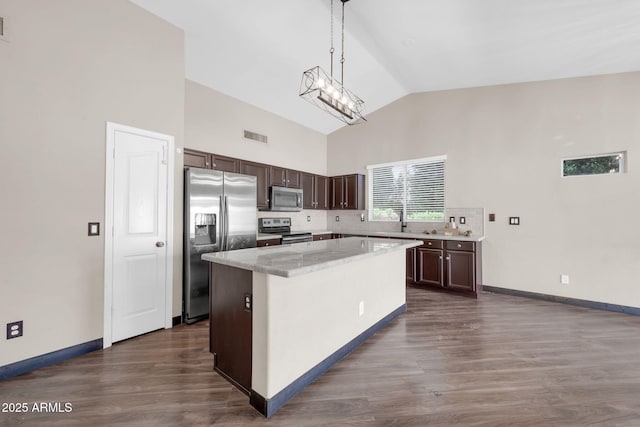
[
  {"xmin": 313, "ymin": 233, "xmax": 332, "ymax": 241},
  {"xmin": 414, "ymin": 239, "xmax": 481, "ymax": 297},
  {"xmin": 446, "ymin": 249, "xmax": 475, "ymax": 291},
  {"xmin": 210, "ymin": 264, "xmax": 252, "ymax": 394},
  {"xmin": 406, "ymin": 247, "xmax": 416, "ymax": 282},
  {"xmin": 257, "ymin": 238, "xmax": 280, "ymax": 247},
  {"xmin": 416, "ymin": 247, "xmax": 444, "ymax": 287}
]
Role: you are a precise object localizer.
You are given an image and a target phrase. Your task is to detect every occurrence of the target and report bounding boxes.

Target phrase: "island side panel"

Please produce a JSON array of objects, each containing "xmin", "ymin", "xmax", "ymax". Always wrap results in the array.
[
  {"xmin": 210, "ymin": 263, "xmax": 253, "ymax": 394},
  {"xmin": 251, "ymin": 250, "xmax": 406, "ymax": 399}
]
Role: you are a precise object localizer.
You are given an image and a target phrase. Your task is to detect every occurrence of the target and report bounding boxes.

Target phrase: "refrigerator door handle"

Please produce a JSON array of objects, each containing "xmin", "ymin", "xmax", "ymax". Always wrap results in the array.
[
  {"xmin": 223, "ymin": 195, "xmax": 230, "ymax": 250},
  {"xmin": 219, "ymin": 196, "xmax": 225, "ymax": 251}
]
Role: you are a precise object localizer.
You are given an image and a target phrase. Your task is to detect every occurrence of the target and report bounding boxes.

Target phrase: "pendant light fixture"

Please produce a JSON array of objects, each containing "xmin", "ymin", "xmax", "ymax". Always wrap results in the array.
[{"xmin": 300, "ymin": 0, "xmax": 366, "ymax": 125}]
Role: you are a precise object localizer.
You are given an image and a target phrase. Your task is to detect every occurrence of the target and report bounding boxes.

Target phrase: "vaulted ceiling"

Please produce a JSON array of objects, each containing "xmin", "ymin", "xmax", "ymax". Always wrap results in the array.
[{"xmin": 130, "ymin": 0, "xmax": 640, "ymax": 134}]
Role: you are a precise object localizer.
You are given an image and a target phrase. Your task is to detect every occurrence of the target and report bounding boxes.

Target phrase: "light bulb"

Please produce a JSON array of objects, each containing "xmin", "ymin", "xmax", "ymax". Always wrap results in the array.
[
  {"xmin": 348, "ymin": 101, "xmax": 354, "ymax": 109},
  {"xmin": 327, "ymin": 85, "xmax": 334, "ymax": 94},
  {"xmin": 341, "ymin": 95, "xmax": 347, "ymax": 104},
  {"xmin": 318, "ymin": 78, "xmax": 325, "ymax": 88},
  {"xmin": 333, "ymin": 91, "xmax": 340, "ymax": 100}
]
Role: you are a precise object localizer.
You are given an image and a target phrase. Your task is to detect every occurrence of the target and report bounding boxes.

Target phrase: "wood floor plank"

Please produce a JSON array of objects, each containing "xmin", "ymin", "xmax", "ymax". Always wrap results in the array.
[{"xmin": 2, "ymin": 286, "xmax": 640, "ymax": 426}]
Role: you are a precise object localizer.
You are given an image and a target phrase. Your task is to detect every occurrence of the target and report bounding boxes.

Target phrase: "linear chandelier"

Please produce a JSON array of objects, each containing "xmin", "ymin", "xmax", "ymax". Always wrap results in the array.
[{"xmin": 300, "ymin": 0, "xmax": 366, "ymax": 125}]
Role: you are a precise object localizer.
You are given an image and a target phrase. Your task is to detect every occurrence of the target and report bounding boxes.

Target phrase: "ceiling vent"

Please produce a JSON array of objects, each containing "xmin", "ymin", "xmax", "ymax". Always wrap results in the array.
[{"xmin": 243, "ymin": 130, "xmax": 268, "ymax": 144}]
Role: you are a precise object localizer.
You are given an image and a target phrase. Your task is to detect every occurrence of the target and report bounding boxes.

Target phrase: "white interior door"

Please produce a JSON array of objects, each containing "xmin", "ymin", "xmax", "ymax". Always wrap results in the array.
[{"xmin": 105, "ymin": 122, "xmax": 174, "ymax": 346}]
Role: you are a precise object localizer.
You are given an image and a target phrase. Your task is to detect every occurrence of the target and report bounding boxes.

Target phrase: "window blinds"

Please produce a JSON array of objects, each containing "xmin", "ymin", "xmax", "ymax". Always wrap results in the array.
[{"xmin": 368, "ymin": 156, "xmax": 445, "ymax": 222}]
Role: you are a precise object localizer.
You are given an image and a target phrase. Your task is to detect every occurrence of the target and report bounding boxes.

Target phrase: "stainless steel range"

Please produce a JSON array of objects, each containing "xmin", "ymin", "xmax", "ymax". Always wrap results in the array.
[{"xmin": 258, "ymin": 217, "xmax": 313, "ymax": 244}]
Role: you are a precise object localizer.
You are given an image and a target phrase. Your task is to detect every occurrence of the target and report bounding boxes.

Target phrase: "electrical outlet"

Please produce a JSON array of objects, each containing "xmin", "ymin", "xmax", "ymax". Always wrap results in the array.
[
  {"xmin": 360, "ymin": 213, "xmax": 365, "ymax": 222},
  {"xmin": 335, "ymin": 216, "xmax": 340, "ymax": 222},
  {"xmin": 561, "ymin": 274, "xmax": 570, "ymax": 285},
  {"xmin": 307, "ymin": 215, "xmax": 311, "ymax": 222},
  {"xmin": 509, "ymin": 217, "xmax": 520, "ymax": 225},
  {"xmin": 7, "ymin": 321, "xmax": 23, "ymax": 339},
  {"xmin": 459, "ymin": 216, "xmax": 466, "ymax": 224}
]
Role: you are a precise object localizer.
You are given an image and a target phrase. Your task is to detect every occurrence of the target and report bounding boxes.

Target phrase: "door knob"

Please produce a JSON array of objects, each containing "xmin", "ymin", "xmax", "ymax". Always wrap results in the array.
[{"xmin": 155, "ymin": 241, "xmax": 165, "ymax": 247}]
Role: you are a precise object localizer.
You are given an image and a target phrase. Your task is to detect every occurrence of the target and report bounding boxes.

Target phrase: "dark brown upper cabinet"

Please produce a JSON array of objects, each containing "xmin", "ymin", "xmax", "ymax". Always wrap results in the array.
[
  {"xmin": 183, "ymin": 149, "xmax": 238, "ymax": 173},
  {"xmin": 270, "ymin": 166, "xmax": 301, "ymax": 189},
  {"xmin": 301, "ymin": 172, "xmax": 329, "ymax": 210},
  {"xmin": 330, "ymin": 174, "xmax": 365, "ymax": 210},
  {"xmin": 183, "ymin": 148, "xmax": 211, "ymax": 169},
  {"xmin": 212, "ymin": 154, "xmax": 239, "ymax": 173},
  {"xmin": 239, "ymin": 160, "xmax": 270, "ymax": 209}
]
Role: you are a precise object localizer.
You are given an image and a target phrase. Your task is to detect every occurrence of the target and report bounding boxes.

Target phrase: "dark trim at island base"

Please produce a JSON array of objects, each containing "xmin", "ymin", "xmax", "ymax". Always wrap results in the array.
[
  {"xmin": 0, "ymin": 338, "xmax": 103, "ymax": 381},
  {"xmin": 249, "ymin": 303, "xmax": 407, "ymax": 418},
  {"xmin": 172, "ymin": 315, "xmax": 182, "ymax": 326},
  {"xmin": 483, "ymin": 286, "xmax": 640, "ymax": 316}
]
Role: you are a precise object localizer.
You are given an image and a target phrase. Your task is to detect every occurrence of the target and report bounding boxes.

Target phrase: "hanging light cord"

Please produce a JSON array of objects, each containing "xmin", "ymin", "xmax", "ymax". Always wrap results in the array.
[
  {"xmin": 329, "ymin": 0, "xmax": 335, "ymax": 80},
  {"xmin": 340, "ymin": 0, "xmax": 345, "ymax": 87}
]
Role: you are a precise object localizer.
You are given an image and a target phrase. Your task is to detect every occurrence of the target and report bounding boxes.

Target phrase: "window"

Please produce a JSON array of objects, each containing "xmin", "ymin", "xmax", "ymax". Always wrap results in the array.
[
  {"xmin": 367, "ymin": 156, "xmax": 446, "ymax": 222},
  {"xmin": 562, "ymin": 152, "xmax": 626, "ymax": 177}
]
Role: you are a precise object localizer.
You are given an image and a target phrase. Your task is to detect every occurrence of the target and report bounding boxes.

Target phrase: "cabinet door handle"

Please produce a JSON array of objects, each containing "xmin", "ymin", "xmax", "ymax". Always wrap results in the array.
[
  {"xmin": 439, "ymin": 255, "xmax": 444, "ymax": 286},
  {"xmin": 446, "ymin": 255, "xmax": 451, "ymax": 287},
  {"xmin": 457, "ymin": 243, "xmax": 462, "ymax": 248}
]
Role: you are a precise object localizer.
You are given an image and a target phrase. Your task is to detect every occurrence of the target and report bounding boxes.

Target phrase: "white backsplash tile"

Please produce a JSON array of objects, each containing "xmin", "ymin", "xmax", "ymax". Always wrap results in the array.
[
  {"xmin": 257, "ymin": 207, "xmax": 485, "ymax": 237},
  {"xmin": 326, "ymin": 207, "xmax": 485, "ymax": 237}
]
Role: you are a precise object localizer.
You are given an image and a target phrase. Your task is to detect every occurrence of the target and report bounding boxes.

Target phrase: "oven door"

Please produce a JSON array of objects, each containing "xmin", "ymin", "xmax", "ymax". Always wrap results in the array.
[
  {"xmin": 281, "ymin": 234, "xmax": 313, "ymax": 244},
  {"xmin": 270, "ymin": 186, "xmax": 303, "ymax": 212}
]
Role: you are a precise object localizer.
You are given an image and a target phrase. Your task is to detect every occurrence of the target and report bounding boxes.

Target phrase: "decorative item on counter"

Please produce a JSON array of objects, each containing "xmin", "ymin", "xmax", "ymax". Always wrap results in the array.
[
  {"xmin": 443, "ymin": 220, "xmax": 460, "ymax": 236},
  {"xmin": 462, "ymin": 230, "xmax": 472, "ymax": 237}
]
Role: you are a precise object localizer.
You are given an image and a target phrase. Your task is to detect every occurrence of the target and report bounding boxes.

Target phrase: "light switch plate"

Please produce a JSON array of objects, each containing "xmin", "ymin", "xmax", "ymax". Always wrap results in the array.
[
  {"xmin": 88, "ymin": 222, "xmax": 100, "ymax": 236},
  {"xmin": 459, "ymin": 216, "xmax": 466, "ymax": 224},
  {"xmin": 509, "ymin": 217, "xmax": 520, "ymax": 225}
]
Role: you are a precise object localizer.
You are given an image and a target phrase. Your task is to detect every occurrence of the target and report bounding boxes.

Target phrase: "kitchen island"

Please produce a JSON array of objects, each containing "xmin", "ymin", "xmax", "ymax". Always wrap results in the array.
[{"xmin": 202, "ymin": 237, "xmax": 421, "ymax": 417}]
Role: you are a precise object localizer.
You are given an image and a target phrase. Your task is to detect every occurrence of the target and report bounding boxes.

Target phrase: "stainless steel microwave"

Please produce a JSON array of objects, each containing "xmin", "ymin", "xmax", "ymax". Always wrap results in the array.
[{"xmin": 269, "ymin": 186, "xmax": 303, "ymax": 212}]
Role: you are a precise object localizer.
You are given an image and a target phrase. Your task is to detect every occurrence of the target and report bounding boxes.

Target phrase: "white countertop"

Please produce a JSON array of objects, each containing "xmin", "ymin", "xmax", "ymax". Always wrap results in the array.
[
  {"xmin": 257, "ymin": 230, "xmax": 485, "ymax": 242},
  {"xmin": 344, "ymin": 230, "xmax": 485, "ymax": 242},
  {"xmin": 202, "ymin": 237, "xmax": 421, "ymax": 278}
]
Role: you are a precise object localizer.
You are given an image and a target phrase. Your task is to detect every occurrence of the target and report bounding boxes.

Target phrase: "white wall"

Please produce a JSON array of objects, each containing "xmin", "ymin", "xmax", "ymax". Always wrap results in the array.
[
  {"xmin": 185, "ymin": 80, "xmax": 327, "ymax": 176},
  {"xmin": 184, "ymin": 80, "xmax": 329, "ymax": 231},
  {"xmin": 0, "ymin": 0, "xmax": 185, "ymax": 366},
  {"xmin": 327, "ymin": 72, "xmax": 640, "ymax": 308}
]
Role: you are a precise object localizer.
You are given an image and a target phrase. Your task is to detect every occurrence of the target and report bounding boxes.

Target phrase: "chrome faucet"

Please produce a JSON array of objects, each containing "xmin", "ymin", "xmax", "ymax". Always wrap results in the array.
[{"xmin": 399, "ymin": 210, "xmax": 407, "ymax": 232}]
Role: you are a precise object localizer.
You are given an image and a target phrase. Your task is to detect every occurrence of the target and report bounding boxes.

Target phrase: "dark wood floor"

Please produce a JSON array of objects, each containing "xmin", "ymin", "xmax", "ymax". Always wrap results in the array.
[{"xmin": 2, "ymin": 286, "xmax": 640, "ymax": 426}]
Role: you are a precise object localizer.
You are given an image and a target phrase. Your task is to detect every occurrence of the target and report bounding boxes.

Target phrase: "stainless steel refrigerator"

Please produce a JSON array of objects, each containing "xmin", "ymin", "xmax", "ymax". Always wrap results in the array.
[{"xmin": 183, "ymin": 167, "xmax": 257, "ymax": 324}]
